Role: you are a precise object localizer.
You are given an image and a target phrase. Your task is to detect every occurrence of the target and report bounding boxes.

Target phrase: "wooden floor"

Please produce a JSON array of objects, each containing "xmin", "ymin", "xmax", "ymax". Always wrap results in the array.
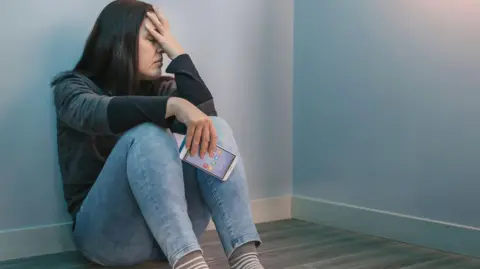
[{"xmin": 1, "ymin": 219, "xmax": 480, "ymax": 269}]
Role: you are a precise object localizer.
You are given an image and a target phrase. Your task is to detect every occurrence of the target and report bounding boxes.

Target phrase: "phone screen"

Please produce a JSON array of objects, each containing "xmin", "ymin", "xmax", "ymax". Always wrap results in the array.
[{"xmin": 182, "ymin": 146, "xmax": 236, "ymax": 179}]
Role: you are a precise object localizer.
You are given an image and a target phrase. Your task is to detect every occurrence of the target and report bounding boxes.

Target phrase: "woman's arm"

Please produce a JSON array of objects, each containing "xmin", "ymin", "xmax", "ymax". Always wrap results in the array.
[
  {"xmin": 54, "ymin": 74, "xmax": 216, "ymax": 156},
  {"xmin": 155, "ymin": 54, "xmax": 218, "ymax": 116},
  {"xmin": 53, "ymin": 74, "xmax": 176, "ymax": 135},
  {"xmin": 151, "ymin": 54, "xmax": 218, "ymax": 134},
  {"xmin": 144, "ymin": 9, "xmax": 218, "ymax": 117}
]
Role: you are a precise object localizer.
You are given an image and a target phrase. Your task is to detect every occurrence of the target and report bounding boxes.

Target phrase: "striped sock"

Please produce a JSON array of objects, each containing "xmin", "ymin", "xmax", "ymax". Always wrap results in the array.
[
  {"xmin": 174, "ymin": 251, "xmax": 209, "ymax": 269},
  {"xmin": 229, "ymin": 242, "xmax": 264, "ymax": 269}
]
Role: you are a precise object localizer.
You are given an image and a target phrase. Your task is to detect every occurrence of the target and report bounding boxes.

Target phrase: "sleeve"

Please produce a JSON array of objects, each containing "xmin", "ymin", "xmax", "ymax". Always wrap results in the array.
[
  {"xmin": 157, "ymin": 54, "xmax": 218, "ymax": 117},
  {"xmin": 153, "ymin": 54, "xmax": 219, "ymax": 134},
  {"xmin": 53, "ymin": 78, "xmax": 173, "ymax": 135}
]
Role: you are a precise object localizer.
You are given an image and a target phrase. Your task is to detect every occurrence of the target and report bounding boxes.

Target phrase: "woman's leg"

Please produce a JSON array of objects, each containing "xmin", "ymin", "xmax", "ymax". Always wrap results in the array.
[
  {"xmin": 197, "ymin": 117, "xmax": 263, "ymax": 267},
  {"xmin": 73, "ymin": 123, "xmax": 210, "ymax": 267}
]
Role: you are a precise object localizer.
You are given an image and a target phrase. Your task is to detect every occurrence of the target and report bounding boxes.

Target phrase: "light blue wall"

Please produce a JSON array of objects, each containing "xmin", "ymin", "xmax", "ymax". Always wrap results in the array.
[
  {"xmin": 293, "ymin": 0, "xmax": 480, "ymax": 227},
  {"xmin": 0, "ymin": 0, "xmax": 292, "ymax": 233}
]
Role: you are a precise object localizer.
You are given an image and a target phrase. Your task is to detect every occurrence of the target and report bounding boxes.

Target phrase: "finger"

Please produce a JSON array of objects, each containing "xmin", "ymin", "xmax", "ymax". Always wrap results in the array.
[
  {"xmin": 146, "ymin": 12, "xmax": 164, "ymax": 35},
  {"xmin": 200, "ymin": 122, "xmax": 210, "ymax": 159},
  {"xmin": 208, "ymin": 122, "xmax": 218, "ymax": 157},
  {"xmin": 191, "ymin": 123, "xmax": 204, "ymax": 156},
  {"xmin": 145, "ymin": 23, "xmax": 164, "ymax": 42},
  {"xmin": 185, "ymin": 124, "xmax": 196, "ymax": 152},
  {"xmin": 153, "ymin": 7, "xmax": 167, "ymax": 28}
]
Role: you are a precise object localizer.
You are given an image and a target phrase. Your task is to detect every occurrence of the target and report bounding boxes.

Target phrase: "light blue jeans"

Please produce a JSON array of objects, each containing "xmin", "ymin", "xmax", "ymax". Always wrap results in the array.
[{"xmin": 73, "ymin": 117, "xmax": 261, "ymax": 267}]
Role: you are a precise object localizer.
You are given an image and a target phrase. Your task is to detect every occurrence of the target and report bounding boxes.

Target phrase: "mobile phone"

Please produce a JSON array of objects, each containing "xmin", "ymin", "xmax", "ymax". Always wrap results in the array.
[{"xmin": 179, "ymin": 139, "xmax": 238, "ymax": 181}]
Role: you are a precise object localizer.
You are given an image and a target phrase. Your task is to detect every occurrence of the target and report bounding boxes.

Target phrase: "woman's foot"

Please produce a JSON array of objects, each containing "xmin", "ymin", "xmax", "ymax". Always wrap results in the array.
[
  {"xmin": 229, "ymin": 242, "xmax": 264, "ymax": 269},
  {"xmin": 174, "ymin": 251, "xmax": 209, "ymax": 269}
]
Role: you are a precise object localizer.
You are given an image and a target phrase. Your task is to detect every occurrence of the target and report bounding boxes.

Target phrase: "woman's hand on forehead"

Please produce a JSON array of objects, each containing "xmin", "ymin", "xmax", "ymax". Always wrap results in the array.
[{"xmin": 145, "ymin": 7, "xmax": 184, "ymax": 60}]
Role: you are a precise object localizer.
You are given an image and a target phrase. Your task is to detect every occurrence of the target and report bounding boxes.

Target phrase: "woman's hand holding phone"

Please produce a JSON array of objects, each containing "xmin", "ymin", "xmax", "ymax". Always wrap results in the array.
[
  {"xmin": 145, "ymin": 8, "xmax": 184, "ymax": 60},
  {"xmin": 167, "ymin": 98, "xmax": 218, "ymax": 158}
]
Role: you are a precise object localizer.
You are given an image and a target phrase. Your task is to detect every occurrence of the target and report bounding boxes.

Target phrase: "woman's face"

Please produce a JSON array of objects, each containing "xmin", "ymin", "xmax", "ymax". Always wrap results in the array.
[{"xmin": 138, "ymin": 18, "xmax": 163, "ymax": 80}]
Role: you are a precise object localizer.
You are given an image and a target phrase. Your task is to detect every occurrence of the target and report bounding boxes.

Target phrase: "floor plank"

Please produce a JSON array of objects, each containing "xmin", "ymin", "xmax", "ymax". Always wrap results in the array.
[
  {"xmin": 202, "ymin": 221, "xmax": 341, "ymax": 263},
  {"xmin": 1, "ymin": 219, "xmax": 479, "ymax": 269}
]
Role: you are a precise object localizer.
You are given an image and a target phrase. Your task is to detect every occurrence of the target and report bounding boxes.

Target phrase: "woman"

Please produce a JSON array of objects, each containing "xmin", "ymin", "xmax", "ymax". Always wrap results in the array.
[{"xmin": 51, "ymin": 1, "xmax": 264, "ymax": 269}]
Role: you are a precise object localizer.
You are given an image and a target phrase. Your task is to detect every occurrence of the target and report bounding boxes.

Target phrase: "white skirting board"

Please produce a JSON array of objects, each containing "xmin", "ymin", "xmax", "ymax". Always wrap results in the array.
[
  {"xmin": 292, "ymin": 195, "xmax": 480, "ymax": 259},
  {"xmin": 0, "ymin": 195, "xmax": 291, "ymax": 262},
  {"xmin": 0, "ymin": 222, "xmax": 77, "ymax": 262}
]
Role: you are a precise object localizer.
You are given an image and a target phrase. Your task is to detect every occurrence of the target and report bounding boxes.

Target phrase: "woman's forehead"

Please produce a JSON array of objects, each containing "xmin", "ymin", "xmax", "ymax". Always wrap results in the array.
[{"xmin": 140, "ymin": 18, "xmax": 155, "ymax": 36}]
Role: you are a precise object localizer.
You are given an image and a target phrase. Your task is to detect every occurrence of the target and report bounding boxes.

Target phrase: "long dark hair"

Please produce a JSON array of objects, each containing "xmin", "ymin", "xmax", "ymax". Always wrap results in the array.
[{"xmin": 72, "ymin": 0, "xmax": 153, "ymax": 95}]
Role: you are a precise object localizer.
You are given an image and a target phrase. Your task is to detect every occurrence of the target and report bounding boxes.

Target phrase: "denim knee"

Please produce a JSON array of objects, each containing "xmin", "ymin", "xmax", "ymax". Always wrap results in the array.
[
  {"xmin": 210, "ymin": 117, "xmax": 232, "ymax": 134},
  {"xmin": 209, "ymin": 117, "xmax": 237, "ymax": 152},
  {"xmin": 122, "ymin": 123, "xmax": 174, "ymax": 145}
]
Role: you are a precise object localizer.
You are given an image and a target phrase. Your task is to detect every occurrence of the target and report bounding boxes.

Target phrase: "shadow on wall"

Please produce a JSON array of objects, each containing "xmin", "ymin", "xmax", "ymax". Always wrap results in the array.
[
  {"xmin": 41, "ymin": 22, "xmax": 93, "ymax": 222},
  {"xmin": 0, "ymin": 21, "xmax": 89, "ymax": 230}
]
